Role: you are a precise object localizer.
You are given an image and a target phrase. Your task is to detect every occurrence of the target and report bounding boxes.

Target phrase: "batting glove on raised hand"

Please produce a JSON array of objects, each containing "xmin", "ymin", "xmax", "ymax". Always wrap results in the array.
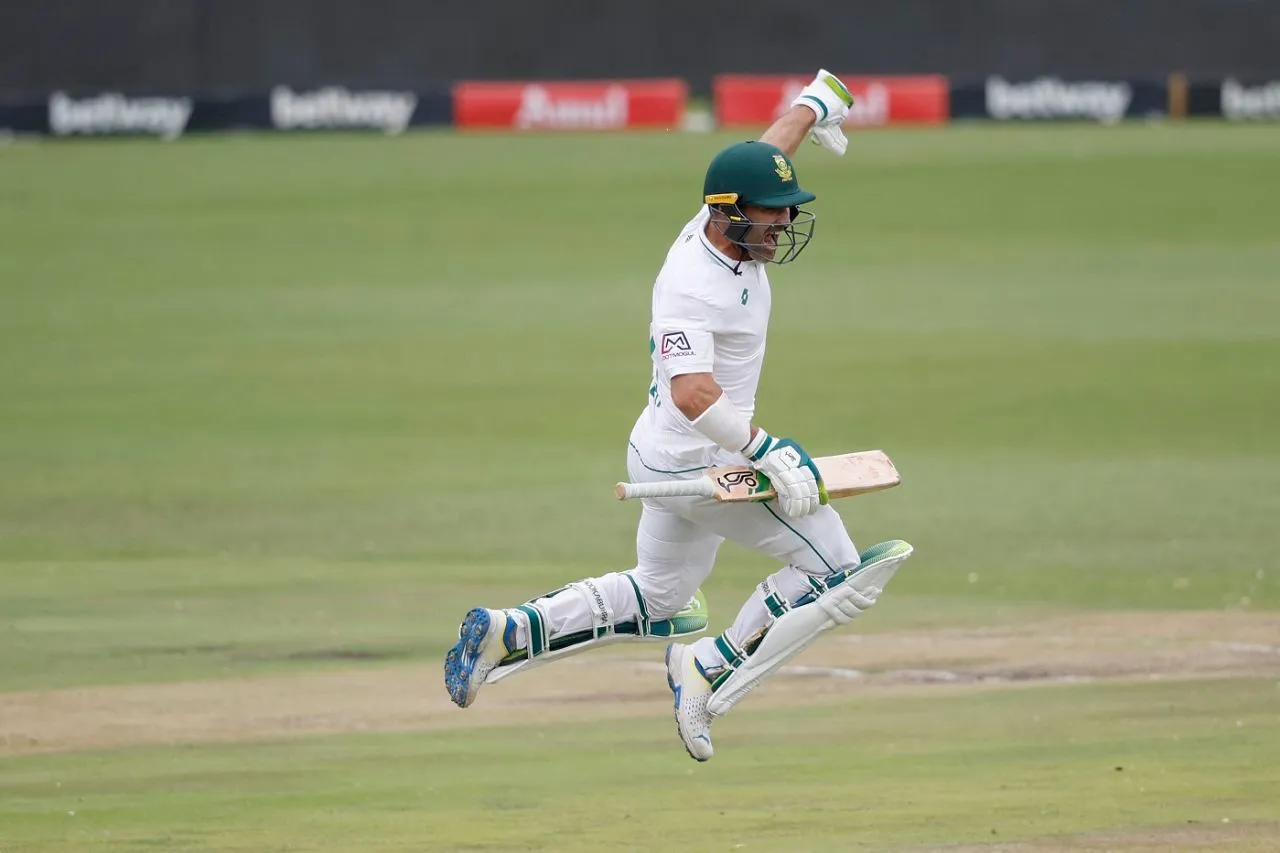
[
  {"xmin": 791, "ymin": 69, "xmax": 855, "ymax": 156},
  {"xmin": 744, "ymin": 432, "xmax": 828, "ymax": 518}
]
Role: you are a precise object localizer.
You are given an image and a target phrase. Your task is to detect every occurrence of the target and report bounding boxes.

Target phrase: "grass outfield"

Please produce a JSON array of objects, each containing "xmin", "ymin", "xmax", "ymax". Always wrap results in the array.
[
  {"xmin": 3, "ymin": 680, "xmax": 1278, "ymax": 852},
  {"xmin": 0, "ymin": 123, "xmax": 1278, "ymax": 851}
]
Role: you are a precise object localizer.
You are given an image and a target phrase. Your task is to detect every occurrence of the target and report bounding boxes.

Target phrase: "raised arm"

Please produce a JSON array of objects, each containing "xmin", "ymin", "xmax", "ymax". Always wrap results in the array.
[
  {"xmin": 759, "ymin": 106, "xmax": 820, "ymax": 159},
  {"xmin": 760, "ymin": 69, "xmax": 856, "ymax": 158}
]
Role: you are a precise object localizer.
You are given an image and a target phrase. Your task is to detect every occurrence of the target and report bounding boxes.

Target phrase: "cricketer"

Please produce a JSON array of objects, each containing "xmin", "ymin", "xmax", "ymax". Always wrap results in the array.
[{"xmin": 444, "ymin": 70, "xmax": 914, "ymax": 761}]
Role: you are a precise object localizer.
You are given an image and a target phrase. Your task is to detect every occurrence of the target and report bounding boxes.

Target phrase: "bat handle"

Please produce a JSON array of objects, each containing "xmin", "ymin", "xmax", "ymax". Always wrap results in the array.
[{"xmin": 615, "ymin": 478, "xmax": 715, "ymax": 500}]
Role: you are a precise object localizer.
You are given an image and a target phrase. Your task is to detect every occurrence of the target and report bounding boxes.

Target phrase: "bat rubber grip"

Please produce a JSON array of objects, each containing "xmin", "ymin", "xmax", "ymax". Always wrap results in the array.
[{"xmin": 615, "ymin": 478, "xmax": 714, "ymax": 500}]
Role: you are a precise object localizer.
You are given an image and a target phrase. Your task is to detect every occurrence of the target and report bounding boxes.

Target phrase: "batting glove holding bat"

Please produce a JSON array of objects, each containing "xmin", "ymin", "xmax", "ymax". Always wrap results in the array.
[
  {"xmin": 744, "ymin": 431, "xmax": 827, "ymax": 518},
  {"xmin": 791, "ymin": 68, "xmax": 854, "ymax": 156}
]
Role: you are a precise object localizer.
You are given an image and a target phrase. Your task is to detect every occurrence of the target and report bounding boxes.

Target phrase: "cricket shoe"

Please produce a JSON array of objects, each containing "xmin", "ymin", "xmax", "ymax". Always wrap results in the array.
[
  {"xmin": 665, "ymin": 642, "xmax": 715, "ymax": 761},
  {"xmin": 444, "ymin": 608, "xmax": 517, "ymax": 708}
]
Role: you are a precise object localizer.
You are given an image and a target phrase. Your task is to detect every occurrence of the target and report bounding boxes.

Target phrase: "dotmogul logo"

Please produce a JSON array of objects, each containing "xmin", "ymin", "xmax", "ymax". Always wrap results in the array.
[{"xmin": 660, "ymin": 331, "xmax": 693, "ymax": 359}]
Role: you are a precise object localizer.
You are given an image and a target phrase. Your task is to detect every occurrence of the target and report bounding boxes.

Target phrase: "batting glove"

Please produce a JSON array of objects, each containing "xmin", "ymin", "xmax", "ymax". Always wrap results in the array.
[
  {"xmin": 791, "ymin": 69, "xmax": 854, "ymax": 156},
  {"xmin": 745, "ymin": 432, "xmax": 828, "ymax": 518}
]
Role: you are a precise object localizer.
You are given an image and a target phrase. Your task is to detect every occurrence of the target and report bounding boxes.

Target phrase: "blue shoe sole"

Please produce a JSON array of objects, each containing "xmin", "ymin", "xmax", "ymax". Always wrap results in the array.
[{"xmin": 443, "ymin": 608, "xmax": 492, "ymax": 708}]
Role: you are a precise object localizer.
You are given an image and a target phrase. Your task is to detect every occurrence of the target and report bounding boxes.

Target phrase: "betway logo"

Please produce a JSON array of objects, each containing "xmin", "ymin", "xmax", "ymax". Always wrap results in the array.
[
  {"xmin": 271, "ymin": 86, "xmax": 417, "ymax": 134},
  {"xmin": 1222, "ymin": 79, "xmax": 1280, "ymax": 119},
  {"xmin": 986, "ymin": 76, "xmax": 1132, "ymax": 122},
  {"xmin": 775, "ymin": 81, "xmax": 890, "ymax": 125},
  {"xmin": 514, "ymin": 85, "xmax": 628, "ymax": 130},
  {"xmin": 48, "ymin": 92, "xmax": 192, "ymax": 139}
]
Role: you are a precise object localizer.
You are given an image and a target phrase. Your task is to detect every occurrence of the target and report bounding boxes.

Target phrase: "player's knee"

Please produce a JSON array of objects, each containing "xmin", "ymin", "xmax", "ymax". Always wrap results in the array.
[
  {"xmin": 646, "ymin": 590, "xmax": 690, "ymax": 621},
  {"xmin": 626, "ymin": 570, "xmax": 691, "ymax": 621}
]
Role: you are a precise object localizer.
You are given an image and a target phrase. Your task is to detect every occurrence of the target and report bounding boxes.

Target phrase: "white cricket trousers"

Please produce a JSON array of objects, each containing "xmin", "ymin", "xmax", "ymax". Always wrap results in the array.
[{"xmin": 528, "ymin": 443, "xmax": 862, "ymax": 669}]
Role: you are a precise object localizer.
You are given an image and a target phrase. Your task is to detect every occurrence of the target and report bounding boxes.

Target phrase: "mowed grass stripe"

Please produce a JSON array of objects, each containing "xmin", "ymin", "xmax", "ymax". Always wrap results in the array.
[{"xmin": 0, "ymin": 678, "xmax": 1277, "ymax": 852}]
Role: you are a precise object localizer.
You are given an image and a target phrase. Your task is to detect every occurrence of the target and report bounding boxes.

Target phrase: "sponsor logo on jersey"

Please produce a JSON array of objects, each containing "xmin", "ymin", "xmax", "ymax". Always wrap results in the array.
[{"xmin": 660, "ymin": 331, "xmax": 694, "ymax": 359}]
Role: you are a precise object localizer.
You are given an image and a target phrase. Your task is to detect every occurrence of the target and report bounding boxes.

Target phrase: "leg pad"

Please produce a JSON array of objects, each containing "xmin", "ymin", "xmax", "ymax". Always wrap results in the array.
[
  {"xmin": 706, "ymin": 540, "xmax": 912, "ymax": 716},
  {"xmin": 484, "ymin": 588, "xmax": 708, "ymax": 684}
]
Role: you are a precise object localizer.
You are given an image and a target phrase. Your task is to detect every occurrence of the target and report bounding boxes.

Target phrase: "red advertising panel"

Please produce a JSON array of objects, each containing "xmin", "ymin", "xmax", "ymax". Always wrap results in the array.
[
  {"xmin": 714, "ymin": 75, "xmax": 949, "ymax": 128},
  {"xmin": 454, "ymin": 79, "xmax": 687, "ymax": 130}
]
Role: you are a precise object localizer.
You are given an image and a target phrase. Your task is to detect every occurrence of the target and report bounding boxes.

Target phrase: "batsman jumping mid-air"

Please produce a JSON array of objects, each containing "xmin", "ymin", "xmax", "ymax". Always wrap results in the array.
[{"xmin": 444, "ymin": 70, "xmax": 914, "ymax": 761}]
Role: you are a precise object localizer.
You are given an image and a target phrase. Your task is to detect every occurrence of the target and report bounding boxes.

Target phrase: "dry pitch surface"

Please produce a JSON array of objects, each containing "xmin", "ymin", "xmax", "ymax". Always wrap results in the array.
[{"xmin": 5, "ymin": 610, "xmax": 1277, "ymax": 757}]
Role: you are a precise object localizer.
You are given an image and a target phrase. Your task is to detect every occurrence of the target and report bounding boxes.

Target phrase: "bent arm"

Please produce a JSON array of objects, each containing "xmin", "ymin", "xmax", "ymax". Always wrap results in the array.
[
  {"xmin": 670, "ymin": 372, "xmax": 721, "ymax": 420},
  {"xmin": 759, "ymin": 106, "xmax": 818, "ymax": 159},
  {"xmin": 671, "ymin": 373, "xmax": 760, "ymax": 452}
]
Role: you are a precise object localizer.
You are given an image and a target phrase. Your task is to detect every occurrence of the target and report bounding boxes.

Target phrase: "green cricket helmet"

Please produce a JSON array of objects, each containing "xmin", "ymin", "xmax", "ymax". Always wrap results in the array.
[{"xmin": 702, "ymin": 140, "xmax": 816, "ymax": 265}]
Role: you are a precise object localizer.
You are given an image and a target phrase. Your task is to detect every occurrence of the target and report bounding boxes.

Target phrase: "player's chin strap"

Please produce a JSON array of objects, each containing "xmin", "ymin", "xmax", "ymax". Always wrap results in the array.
[
  {"xmin": 484, "ymin": 578, "xmax": 709, "ymax": 685},
  {"xmin": 706, "ymin": 539, "xmax": 913, "ymax": 717}
]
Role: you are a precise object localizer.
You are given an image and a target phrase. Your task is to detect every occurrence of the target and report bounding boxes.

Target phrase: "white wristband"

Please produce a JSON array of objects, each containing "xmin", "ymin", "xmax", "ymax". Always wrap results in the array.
[
  {"xmin": 690, "ymin": 394, "xmax": 752, "ymax": 454},
  {"xmin": 742, "ymin": 428, "xmax": 773, "ymax": 461},
  {"xmin": 794, "ymin": 97, "xmax": 826, "ymax": 124}
]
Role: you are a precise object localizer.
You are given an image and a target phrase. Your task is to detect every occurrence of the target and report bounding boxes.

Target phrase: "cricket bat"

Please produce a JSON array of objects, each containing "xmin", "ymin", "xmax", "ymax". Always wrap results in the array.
[{"xmin": 614, "ymin": 449, "xmax": 900, "ymax": 503}]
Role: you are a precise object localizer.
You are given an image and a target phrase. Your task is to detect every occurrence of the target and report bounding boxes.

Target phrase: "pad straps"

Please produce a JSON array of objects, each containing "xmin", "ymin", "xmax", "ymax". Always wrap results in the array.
[
  {"xmin": 568, "ymin": 579, "xmax": 615, "ymax": 640},
  {"xmin": 710, "ymin": 632, "xmax": 747, "ymax": 691},
  {"xmin": 760, "ymin": 576, "xmax": 792, "ymax": 620},
  {"xmin": 514, "ymin": 604, "xmax": 548, "ymax": 660},
  {"xmin": 710, "ymin": 576, "xmax": 789, "ymax": 690},
  {"xmin": 511, "ymin": 576, "xmax": 647, "ymax": 663}
]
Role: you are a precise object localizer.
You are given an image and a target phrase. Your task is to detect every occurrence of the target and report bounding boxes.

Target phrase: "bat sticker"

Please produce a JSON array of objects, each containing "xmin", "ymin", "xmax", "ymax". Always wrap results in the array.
[{"xmin": 716, "ymin": 470, "xmax": 760, "ymax": 491}]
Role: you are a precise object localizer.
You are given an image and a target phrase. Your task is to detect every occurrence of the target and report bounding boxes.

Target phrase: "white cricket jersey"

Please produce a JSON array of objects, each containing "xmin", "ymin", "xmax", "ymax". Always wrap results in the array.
[{"xmin": 629, "ymin": 206, "xmax": 772, "ymax": 472}]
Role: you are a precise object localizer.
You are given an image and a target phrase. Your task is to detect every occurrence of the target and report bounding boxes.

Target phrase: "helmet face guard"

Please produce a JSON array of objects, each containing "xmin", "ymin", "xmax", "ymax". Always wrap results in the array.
[{"xmin": 712, "ymin": 202, "xmax": 816, "ymax": 265}]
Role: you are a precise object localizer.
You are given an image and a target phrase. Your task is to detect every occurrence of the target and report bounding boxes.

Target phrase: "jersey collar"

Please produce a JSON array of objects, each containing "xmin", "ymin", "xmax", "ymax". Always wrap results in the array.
[{"xmin": 698, "ymin": 224, "xmax": 749, "ymax": 276}]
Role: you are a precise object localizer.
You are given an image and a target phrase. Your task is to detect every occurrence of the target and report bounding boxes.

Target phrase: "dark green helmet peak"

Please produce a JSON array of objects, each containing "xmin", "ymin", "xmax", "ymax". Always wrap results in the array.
[{"xmin": 703, "ymin": 141, "xmax": 816, "ymax": 209}]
